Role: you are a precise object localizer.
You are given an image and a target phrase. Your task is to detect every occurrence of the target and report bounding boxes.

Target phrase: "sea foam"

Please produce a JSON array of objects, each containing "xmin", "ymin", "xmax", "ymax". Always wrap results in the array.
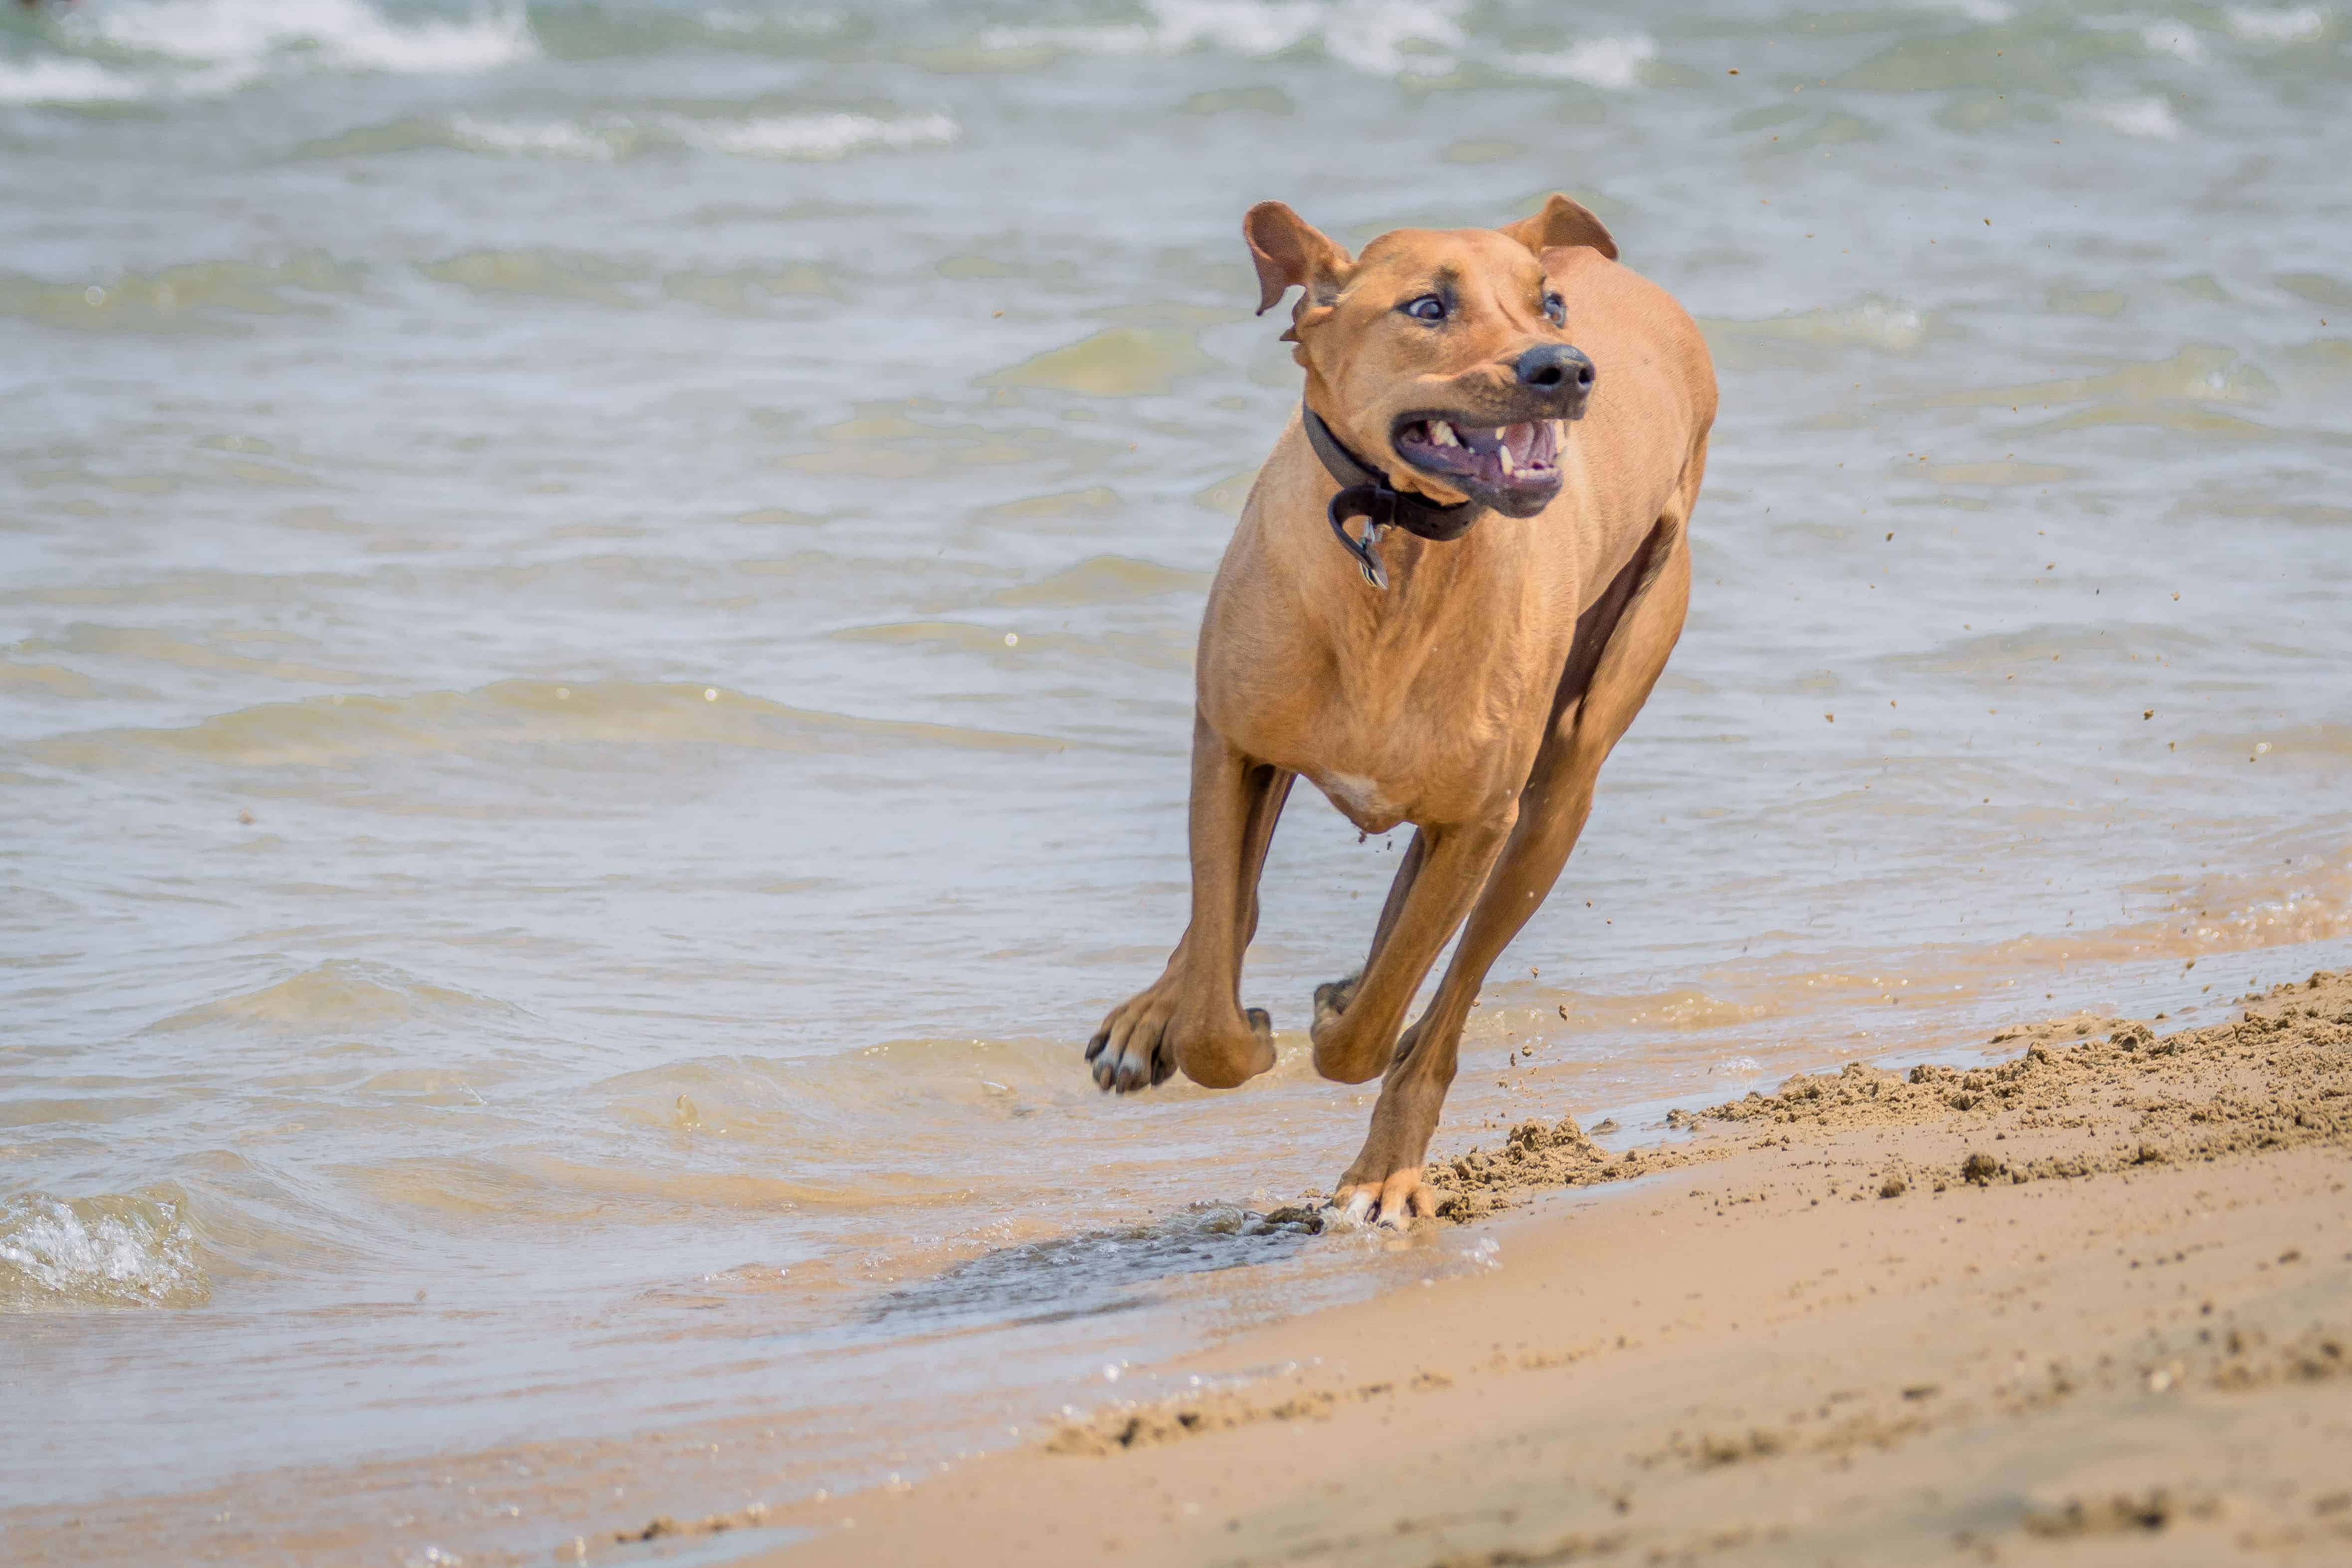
[
  {"xmin": 0, "ymin": 1192, "xmax": 208, "ymax": 1309},
  {"xmin": 69, "ymin": 0, "xmax": 537, "ymax": 79},
  {"xmin": 0, "ymin": 56, "xmax": 149, "ymax": 105}
]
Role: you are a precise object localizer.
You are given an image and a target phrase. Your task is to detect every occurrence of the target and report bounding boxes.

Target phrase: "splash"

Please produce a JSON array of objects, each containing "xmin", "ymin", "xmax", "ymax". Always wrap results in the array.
[{"xmin": 0, "ymin": 1192, "xmax": 209, "ymax": 1309}]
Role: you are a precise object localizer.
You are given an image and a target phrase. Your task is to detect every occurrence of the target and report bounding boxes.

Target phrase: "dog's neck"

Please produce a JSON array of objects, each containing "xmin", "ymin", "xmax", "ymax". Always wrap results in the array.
[{"xmin": 1300, "ymin": 404, "xmax": 1483, "ymax": 591}]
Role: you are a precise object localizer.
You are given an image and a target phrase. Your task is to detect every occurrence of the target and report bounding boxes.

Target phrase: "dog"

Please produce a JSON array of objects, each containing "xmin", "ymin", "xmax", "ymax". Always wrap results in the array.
[{"xmin": 1086, "ymin": 194, "xmax": 1716, "ymax": 1226}]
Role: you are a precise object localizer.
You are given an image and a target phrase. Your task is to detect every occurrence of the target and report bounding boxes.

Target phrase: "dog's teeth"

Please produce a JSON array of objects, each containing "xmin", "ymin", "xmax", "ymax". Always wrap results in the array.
[
  {"xmin": 1432, "ymin": 421, "xmax": 1460, "ymax": 448},
  {"xmin": 1498, "ymin": 440, "xmax": 1515, "ymax": 477}
]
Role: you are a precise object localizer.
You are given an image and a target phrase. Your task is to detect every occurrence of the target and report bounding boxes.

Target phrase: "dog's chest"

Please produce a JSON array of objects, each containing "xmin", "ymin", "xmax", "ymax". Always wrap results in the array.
[{"xmin": 1311, "ymin": 769, "xmax": 1407, "ymax": 835}]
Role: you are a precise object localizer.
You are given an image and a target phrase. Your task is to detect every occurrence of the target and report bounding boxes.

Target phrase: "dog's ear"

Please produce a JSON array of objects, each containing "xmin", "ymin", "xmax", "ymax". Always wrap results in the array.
[
  {"xmin": 1244, "ymin": 201, "xmax": 1353, "ymax": 320},
  {"xmin": 1499, "ymin": 193, "xmax": 1618, "ymax": 261}
]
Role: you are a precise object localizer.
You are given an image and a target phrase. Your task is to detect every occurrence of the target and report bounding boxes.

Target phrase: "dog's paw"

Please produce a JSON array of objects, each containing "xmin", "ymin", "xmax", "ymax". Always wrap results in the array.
[
  {"xmin": 1312, "ymin": 971, "xmax": 1361, "ymax": 1030},
  {"xmin": 1086, "ymin": 994, "xmax": 1177, "ymax": 1094},
  {"xmin": 1328, "ymin": 1168, "xmax": 1433, "ymax": 1231},
  {"xmin": 1086, "ymin": 993, "xmax": 1273, "ymax": 1093}
]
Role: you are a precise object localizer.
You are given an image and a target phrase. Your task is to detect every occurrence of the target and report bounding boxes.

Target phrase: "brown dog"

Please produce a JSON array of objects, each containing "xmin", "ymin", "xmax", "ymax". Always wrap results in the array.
[{"xmin": 1086, "ymin": 195, "xmax": 1716, "ymax": 1226}]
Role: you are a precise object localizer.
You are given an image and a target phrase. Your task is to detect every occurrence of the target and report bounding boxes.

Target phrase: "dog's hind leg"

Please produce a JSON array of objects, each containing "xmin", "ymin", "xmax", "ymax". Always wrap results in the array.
[
  {"xmin": 1330, "ymin": 523, "xmax": 1692, "ymax": 1225},
  {"xmin": 1306, "ymin": 806, "xmax": 1518, "ymax": 1091},
  {"xmin": 1310, "ymin": 829, "xmax": 1427, "ymax": 1029},
  {"xmin": 1088, "ymin": 711, "xmax": 1289, "ymax": 1093}
]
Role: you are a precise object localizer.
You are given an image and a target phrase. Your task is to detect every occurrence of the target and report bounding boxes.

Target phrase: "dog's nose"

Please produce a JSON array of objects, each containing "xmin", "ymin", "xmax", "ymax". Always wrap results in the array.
[{"xmin": 1515, "ymin": 344, "xmax": 1595, "ymax": 394}]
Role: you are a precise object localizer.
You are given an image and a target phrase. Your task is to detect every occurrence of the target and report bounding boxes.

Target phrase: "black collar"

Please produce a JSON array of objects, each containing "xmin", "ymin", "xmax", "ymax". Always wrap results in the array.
[{"xmin": 1300, "ymin": 406, "xmax": 1484, "ymax": 590}]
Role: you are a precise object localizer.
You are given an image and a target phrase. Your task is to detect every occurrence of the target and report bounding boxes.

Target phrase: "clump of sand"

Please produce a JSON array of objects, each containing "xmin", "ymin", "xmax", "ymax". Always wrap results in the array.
[{"xmin": 1414, "ymin": 968, "xmax": 2351, "ymax": 1220}]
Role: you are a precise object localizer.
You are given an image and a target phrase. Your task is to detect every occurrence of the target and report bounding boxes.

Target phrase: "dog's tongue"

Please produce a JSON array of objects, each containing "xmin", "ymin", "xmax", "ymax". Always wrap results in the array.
[
  {"xmin": 1402, "ymin": 418, "xmax": 1556, "ymax": 488},
  {"xmin": 1474, "ymin": 422, "xmax": 1548, "ymax": 481}
]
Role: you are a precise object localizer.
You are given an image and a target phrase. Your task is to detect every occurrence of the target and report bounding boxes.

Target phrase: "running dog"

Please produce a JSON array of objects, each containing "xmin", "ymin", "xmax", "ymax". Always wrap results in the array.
[{"xmin": 1086, "ymin": 195, "xmax": 1716, "ymax": 1226}]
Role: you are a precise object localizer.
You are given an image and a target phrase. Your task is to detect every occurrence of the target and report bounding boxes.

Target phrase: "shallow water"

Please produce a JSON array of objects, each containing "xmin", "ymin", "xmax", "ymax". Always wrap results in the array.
[{"xmin": 3, "ymin": 0, "xmax": 2349, "ymax": 1558}]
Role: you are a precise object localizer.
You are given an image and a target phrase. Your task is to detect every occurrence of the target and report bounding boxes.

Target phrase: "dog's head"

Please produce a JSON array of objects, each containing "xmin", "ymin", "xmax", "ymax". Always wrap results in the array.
[{"xmin": 1245, "ymin": 194, "xmax": 1614, "ymax": 518}]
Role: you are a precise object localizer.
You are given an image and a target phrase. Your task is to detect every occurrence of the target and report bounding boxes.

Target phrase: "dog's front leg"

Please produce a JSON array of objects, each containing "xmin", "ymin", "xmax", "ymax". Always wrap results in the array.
[{"xmin": 1087, "ymin": 711, "xmax": 1287, "ymax": 1093}]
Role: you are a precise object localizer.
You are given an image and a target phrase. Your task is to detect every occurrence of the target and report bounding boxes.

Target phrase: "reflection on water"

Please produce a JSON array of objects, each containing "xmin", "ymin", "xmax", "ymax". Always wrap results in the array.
[{"xmin": 3, "ymin": 0, "xmax": 2349, "ymax": 1560}]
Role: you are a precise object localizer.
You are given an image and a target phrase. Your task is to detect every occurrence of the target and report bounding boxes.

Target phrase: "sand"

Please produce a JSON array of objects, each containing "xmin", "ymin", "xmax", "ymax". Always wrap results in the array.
[{"xmin": 747, "ymin": 970, "xmax": 2352, "ymax": 1566}]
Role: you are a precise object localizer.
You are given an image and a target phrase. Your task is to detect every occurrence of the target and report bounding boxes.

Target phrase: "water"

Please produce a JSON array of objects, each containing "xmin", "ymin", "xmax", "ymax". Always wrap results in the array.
[{"xmin": 3, "ymin": 0, "xmax": 2349, "ymax": 1558}]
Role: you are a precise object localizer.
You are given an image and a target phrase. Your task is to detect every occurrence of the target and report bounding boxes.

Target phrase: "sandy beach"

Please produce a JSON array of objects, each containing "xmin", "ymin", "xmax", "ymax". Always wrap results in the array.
[
  {"xmin": 738, "ymin": 969, "xmax": 2352, "ymax": 1567},
  {"xmin": 9, "ymin": 967, "xmax": 2347, "ymax": 1565},
  {"xmin": 9, "ymin": 4, "xmax": 2352, "ymax": 1562}
]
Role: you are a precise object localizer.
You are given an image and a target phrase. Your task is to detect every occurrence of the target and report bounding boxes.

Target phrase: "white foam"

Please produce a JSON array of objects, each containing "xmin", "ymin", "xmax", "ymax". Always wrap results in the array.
[
  {"xmin": 2225, "ymin": 6, "xmax": 2327, "ymax": 42},
  {"xmin": 2085, "ymin": 96, "xmax": 2185, "ymax": 139},
  {"xmin": 445, "ymin": 113, "xmax": 618, "ymax": 161},
  {"xmin": 1931, "ymin": 0, "xmax": 2014, "ymax": 22},
  {"xmin": 2140, "ymin": 22, "xmax": 2208, "ymax": 61},
  {"xmin": 704, "ymin": 6, "xmax": 841, "ymax": 36},
  {"xmin": 662, "ymin": 112, "xmax": 959, "ymax": 161},
  {"xmin": 73, "ymin": 0, "xmax": 537, "ymax": 77},
  {"xmin": 981, "ymin": 0, "xmax": 1466, "ymax": 78},
  {"xmin": 0, "ymin": 56, "xmax": 149, "ymax": 105},
  {"xmin": 977, "ymin": 22, "xmax": 1160, "ymax": 55},
  {"xmin": 1513, "ymin": 34, "xmax": 1657, "ymax": 91},
  {"xmin": 0, "ymin": 1193, "xmax": 205, "ymax": 1308},
  {"xmin": 1157, "ymin": 0, "xmax": 1326, "ymax": 55},
  {"xmin": 1311, "ymin": 0, "xmax": 1464, "ymax": 76}
]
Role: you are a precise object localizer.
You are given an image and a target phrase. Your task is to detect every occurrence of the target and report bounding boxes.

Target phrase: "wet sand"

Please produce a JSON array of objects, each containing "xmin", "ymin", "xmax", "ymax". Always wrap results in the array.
[
  {"xmin": 746, "ymin": 968, "xmax": 2352, "ymax": 1567},
  {"xmin": 11, "ymin": 966, "xmax": 2347, "ymax": 1567}
]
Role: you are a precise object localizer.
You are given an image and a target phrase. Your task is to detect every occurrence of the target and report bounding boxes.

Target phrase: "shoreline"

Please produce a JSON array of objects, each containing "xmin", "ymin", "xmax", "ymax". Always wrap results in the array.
[
  {"xmin": 745, "ymin": 966, "xmax": 2352, "ymax": 1567},
  {"xmin": 10, "ymin": 964, "xmax": 2347, "ymax": 1566}
]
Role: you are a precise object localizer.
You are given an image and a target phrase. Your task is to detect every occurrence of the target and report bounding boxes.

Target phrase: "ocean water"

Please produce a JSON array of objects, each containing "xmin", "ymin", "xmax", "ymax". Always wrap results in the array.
[{"xmin": 3, "ymin": 0, "xmax": 2349, "ymax": 1559}]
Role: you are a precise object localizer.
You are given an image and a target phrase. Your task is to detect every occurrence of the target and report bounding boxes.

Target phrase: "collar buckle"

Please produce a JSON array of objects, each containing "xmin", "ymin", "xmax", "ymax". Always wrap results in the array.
[
  {"xmin": 1327, "ymin": 484, "xmax": 1394, "ymax": 590},
  {"xmin": 1299, "ymin": 405, "xmax": 1482, "ymax": 592}
]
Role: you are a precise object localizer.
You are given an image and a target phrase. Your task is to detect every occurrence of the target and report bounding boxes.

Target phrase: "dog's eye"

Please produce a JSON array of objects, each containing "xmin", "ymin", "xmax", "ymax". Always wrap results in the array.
[
  {"xmin": 1401, "ymin": 295, "xmax": 1447, "ymax": 323},
  {"xmin": 1543, "ymin": 292, "xmax": 1566, "ymax": 328}
]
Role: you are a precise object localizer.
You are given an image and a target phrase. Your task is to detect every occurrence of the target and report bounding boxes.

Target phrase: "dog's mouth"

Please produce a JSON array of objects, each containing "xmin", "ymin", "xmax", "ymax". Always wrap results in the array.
[{"xmin": 1391, "ymin": 416, "xmax": 1562, "ymax": 517}]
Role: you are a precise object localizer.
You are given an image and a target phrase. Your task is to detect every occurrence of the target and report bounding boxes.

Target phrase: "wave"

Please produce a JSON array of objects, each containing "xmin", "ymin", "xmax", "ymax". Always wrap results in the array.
[
  {"xmin": 983, "ymin": 326, "xmax": 1212, "ymax": 398},
  {"xmin": 20, "ymin": 0, "xmax": 535, "ymax": 104},
  {"xmin": 146, "ymin": 959, "xmax": 515, "ymax": 1033},
  {"xmin": 0, "ymin": 1190, "xmax": 209, "ymax": 1309},
  {"xmin": 976, "ymin": 0, "xmax": 1469, "ymax": 79},
  {"xmin": 0, "ymin": 55, "xmax": 149, "ymax": 105},
  {"xmin": 2225, "ymin": 7, "xmax": 2328, "ymax": 44},
  {"xmin": 2081, "ymin": 96, "xmax": 2185, "ymax": 140},
  {"xmin": 0, "ymin": 252, "xmax": 365, "ymax": 334},
  {"xmin": 294, "ymin": 108, "xmax": 958, "ymax": 164},
  {"xmin": 29, "ymin": 678, "xmax": 1065, "ymax": 771},
  {"xmin": 990, "ymin": 554, "xmax": 1212, "ymax": 608},
  {"xmin": 660, "ymin": 109, "xmax": 957, "ymax": 159},
  {"xmin": 1704, "ymin": 299, "xmax": 1934, "ymax": 360},
  {"xmin": 1510, "ymin": 35, "xmax": 1657, "ymax": 91},
  {"xmin": 77, "ymin": 0, "xmax": 534, "ymax": 73}
]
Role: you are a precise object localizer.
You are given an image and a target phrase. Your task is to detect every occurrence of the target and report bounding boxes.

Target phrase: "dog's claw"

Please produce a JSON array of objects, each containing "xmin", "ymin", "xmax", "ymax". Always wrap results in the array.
[{"xmin": 1087, "ymin": 983, "xmax": 1275, "ymax": 1094}]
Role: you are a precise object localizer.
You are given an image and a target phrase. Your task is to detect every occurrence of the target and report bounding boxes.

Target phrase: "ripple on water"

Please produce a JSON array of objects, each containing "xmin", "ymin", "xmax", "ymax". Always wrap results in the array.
[
  {"xmin": 29, "ymin": 679, "xmax": 1064, "ymax": 773},
  {"xmin": 983, "ymin": 327, "xmax": 1215, "ymax": 397},
  {"xmin": 990, "ymin": 555, "xmax": 1212, "ymax": 608},
  {"xmin": 146, "ymin": 960, "xmax": 517, "ymax": 1034},
  {"xmin": 0, "ymin": 1189, "xmax": 209, "ymax": 1309}
]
